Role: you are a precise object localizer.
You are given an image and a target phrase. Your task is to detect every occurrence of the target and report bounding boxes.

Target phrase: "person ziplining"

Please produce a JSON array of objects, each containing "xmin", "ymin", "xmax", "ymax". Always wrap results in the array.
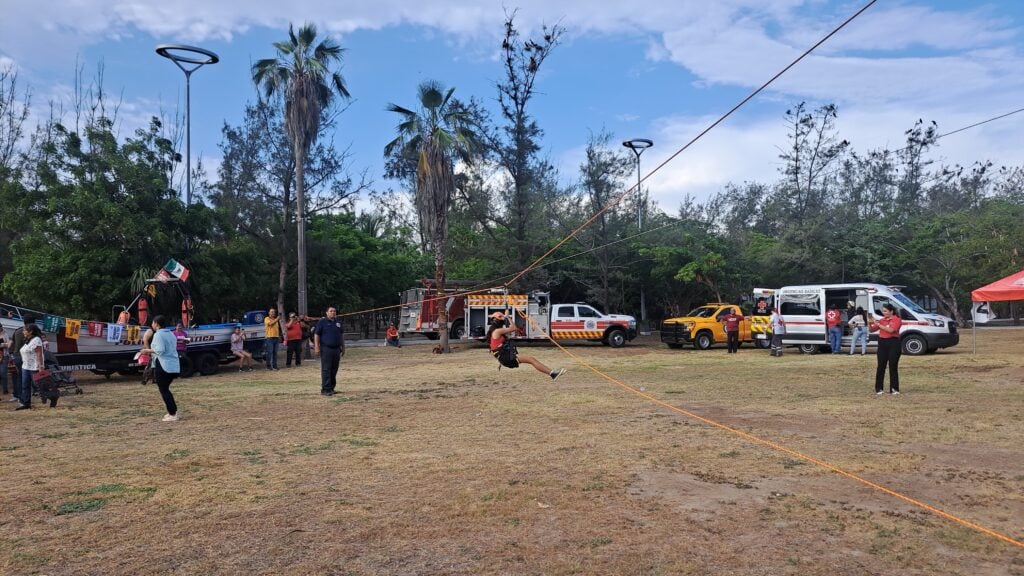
[{"xmin": 486, "ymin": 311, "xmax": 566, "ymax": 380}]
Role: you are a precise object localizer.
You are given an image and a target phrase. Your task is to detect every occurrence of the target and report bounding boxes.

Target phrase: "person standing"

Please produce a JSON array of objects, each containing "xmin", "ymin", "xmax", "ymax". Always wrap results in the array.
[
  {"xmin": 9, "ymin": 320, "xmax": 27, "ymax": 403},
  {"xmin": 16, "ymin": 324, "xmax": 44, "ymax": 410},
  {"xmin": 263, "ymin": 308, "xmax": 282, "ymax": 370},
  {"xmin": 769, "ymin": 307, "xmax": 786, "ymax": 357},
  {"xmin": 285, "ymin": 313, "xmax": 304, "ymax": 367},
  {"xmin": 313, "ymin": 307, "xmax": 345, "ymax": 396},
  {"xmin": 141, "ymin": 315, "xmax": 182, "ymax": 421},
  {"xmin": 0, "ymin": 326, "xmax": 8, "ymax": 400},
  {"xmin": 172, "ymin": 321, "xmax": 190, "ymax": 357},
  {"xmin": 869, "ymin": 304, "xmax": 903, "ymax": 395},
  {"xmin": 848, "ymin": 307, "xmax": 869, "ymax": 356},
  {"xmin": 720, "ymin": 308, "xmax": 743, "ymax": 354},
  {"xmin": 825, "ymin": 303, "xmax": 843, "ymax": 354}
]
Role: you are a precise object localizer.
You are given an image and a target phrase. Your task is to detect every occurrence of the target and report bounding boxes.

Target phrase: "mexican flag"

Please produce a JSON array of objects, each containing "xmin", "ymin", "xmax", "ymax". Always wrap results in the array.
[{"xmin": 164, "ymin": 258, "xmax": 190, "ymax": 281}]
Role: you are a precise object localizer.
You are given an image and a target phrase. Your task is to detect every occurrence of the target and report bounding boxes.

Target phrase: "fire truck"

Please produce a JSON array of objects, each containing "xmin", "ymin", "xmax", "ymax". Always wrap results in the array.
[
  {"xmin": 397, "ymin": 279, "xmax": 477, "ymax": 340},
  {"xmin": 464, "ymin": 291, "xmax": 638, "ymax": 347}
]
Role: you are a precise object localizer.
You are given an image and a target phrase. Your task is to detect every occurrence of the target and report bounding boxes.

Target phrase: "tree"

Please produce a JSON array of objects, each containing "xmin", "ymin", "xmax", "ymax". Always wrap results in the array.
[
  {"xmin": 210, "ymin": 99, "xmax": 363, "ymax": 314},
  {"xmin": 385, "ymin": 80, "xmax": 480, "ymax": 352},
  {"xmin": 252, "ymin": 22, "xmax": 351, "ymax": 317},
  {"xmin": 493, "ymin": 12, "xmax": 564, "ymax": 271}
]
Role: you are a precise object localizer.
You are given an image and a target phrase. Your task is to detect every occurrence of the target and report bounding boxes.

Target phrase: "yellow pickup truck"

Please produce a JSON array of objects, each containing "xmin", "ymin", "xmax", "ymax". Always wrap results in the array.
[{"xmin": 660, "ymin": 303, "xmax": 766, "ymax": 350}]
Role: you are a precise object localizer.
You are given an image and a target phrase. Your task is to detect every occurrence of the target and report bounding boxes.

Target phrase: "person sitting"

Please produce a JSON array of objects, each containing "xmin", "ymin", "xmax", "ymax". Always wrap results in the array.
[
  {"xmin": 231, "ymin": 325, "xmax": 255, "ymax": 371},
  {"xmin": 385, "ymin": 323, "xmax": 401, "ymax": 348}
]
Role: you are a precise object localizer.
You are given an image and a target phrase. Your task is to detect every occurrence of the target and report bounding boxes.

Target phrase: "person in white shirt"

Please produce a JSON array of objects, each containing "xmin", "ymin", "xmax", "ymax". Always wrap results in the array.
[
  {"xmin": 17, "ymin": 324, "xmax": 44, "ymax": 410},
  {"xmin": 848, "ymin": 307, "xmax": 869, "ymax": 355}
]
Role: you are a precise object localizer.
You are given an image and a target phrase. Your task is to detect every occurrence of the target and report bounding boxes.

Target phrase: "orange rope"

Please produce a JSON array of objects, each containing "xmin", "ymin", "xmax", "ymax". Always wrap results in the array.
[{"xmin": 507, "ymin": 305, "xmax": 1023, "ymax": 549}]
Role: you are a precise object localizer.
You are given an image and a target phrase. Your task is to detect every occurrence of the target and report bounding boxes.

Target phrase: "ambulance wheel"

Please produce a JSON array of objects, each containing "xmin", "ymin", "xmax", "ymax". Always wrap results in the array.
[
  {"xmin": 902, "ymin": 334, "xmax": 927, "ymax": 356},
  {"xmin": 694, "ymin": 332, "xmax": 713, "ymax": 350},
  {"xmin": 755, "ymin": 339, "xmax": 771, "ymax": 349},
  {"xmin": 179, "ymin": 356, "xmax": 195, "ymax": 378},
  {"xmin": 197, "ymin": 353, "xmax": 219, "ymax": 375},
  {"xmin": 606, "ymin": 329, "xmax": 627, "ymax": 348},
  {"xmin": 799, "ymin": 344, "xmax": 819, "ymax": 355}
]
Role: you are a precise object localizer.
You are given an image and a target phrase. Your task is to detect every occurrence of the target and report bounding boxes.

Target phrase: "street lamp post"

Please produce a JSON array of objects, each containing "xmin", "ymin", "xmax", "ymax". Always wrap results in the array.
[
  {"xmin": 156, "ymin": 44, "xmax": 219, "ymax": 209},
  {"xmin": 623, "ymin": 138, "xmax": 654, "ymax": 334}
]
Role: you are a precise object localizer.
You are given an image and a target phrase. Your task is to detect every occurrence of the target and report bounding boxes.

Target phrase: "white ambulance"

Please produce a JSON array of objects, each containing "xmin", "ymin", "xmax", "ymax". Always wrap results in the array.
[{"xmin": 775, "ymin": 283, "xmax": 959, "ymax": 355}]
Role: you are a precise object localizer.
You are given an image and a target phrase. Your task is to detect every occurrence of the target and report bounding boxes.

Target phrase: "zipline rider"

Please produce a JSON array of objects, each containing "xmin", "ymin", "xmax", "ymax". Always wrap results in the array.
[
  {"xmin": 487, "ymin": 311, "xmax": 565, "ymax": 381},
  {"xmin": 313, "ymin": 307, "xmax": 346, "ymax": 397}
]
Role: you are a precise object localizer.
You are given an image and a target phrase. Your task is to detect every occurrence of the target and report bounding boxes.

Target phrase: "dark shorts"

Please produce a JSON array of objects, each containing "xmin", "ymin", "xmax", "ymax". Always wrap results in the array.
[{"xmin": 491, "ymin": 348, "xmax": 519, "ymax": 369}]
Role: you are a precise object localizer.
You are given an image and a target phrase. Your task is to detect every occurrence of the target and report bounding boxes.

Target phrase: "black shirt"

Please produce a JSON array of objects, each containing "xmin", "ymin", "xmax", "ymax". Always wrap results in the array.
[{"xmin": 314, "ymin": 317, "xmax": 344, "ymax": 348}]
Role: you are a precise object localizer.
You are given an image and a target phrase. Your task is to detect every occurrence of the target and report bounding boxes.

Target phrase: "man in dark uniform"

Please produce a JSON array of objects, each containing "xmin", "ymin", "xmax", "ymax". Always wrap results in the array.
[{"xmin": 313, "ymin": 306, "xmax": 345, "ymax": 396}]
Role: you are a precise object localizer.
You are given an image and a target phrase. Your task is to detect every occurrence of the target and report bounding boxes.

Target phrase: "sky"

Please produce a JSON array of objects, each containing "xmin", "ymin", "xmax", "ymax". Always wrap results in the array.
[{"xmin": 2, "ymin": 0, "xmax": 1023, "ymax": 213}]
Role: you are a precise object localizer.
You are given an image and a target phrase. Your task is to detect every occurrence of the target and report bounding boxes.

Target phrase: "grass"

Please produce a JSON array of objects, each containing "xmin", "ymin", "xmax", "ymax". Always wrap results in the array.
[{"xmin": 1, "ymin": 328, "xmax": 1022, "ymax": 575}]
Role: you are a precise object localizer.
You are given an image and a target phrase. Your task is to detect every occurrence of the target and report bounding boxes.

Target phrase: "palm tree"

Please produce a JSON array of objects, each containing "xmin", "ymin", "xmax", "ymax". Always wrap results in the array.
[
  {"xmin": 252, "ymin": 22, "xmax": 350, "ymax": 317},
  {"xmin": 385, "ymin": 81, "xmax": 480, "ymax": 352}
]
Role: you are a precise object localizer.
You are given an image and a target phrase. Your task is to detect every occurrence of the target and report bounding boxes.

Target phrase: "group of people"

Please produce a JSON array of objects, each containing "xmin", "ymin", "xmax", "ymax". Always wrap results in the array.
[
  {"xmin": 768, "ymin": 303, "xmax": 902, "ymax": 394},
  {"xmin": 261, "ymin": 309, "xmax": 314, "ymax": 370}
]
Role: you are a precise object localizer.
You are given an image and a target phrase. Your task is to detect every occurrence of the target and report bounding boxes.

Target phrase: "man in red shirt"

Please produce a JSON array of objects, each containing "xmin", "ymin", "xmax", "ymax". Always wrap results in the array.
[
  {"xmin": 825, "ymin": 303, "xmax": 843, "ymax": 354},
  {"xmin": 285, "ymin": 312, "xmax": 305, "ymax": 367},
  {"xmin": 720, "ymin": 308, "xmax": 743, "ymax": 354}
]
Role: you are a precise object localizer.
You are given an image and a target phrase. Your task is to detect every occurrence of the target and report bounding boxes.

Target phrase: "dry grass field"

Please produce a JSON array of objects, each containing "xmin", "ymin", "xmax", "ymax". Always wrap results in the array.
[{"xmin": 2, "ymin": 328, "xmax": 1023, "ymax": 575}]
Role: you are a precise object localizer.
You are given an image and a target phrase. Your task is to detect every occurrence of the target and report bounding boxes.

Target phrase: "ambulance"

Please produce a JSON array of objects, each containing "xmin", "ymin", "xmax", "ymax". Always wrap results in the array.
[{"xmin": 773, "ymin": 283, "xmax": 959, "ymax": 355}]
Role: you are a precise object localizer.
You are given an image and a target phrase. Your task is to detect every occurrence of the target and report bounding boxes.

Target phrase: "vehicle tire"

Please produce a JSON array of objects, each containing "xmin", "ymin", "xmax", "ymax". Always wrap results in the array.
[
  {"xmin": 694, "ymin": 331, "xmax": 713, "ymax": 350},
  {"xmin": 754, "ymin": 338, "xmax": 771, "ymax": 349},
  {"xmin": 606, "ymin": 328, "xmax": 627, "ymax": 348},
  {"xmin": 902, "ymin": 334, "xmax": 927, "ymax": 356},
  {"xmin": 197, "ymin": 353, "xmax": 219, "ymax": 376},
  {"xmin": 799, "ymin": 344, "xmax": 819, "ymax": 355},
  {"xmin": 667, "ymin": 343, "xmax": 683, "ymax": 350},
  {"xmin": 178, "ymin": 355, "xmax": 195, "ymax": 378},
  {"xmin": 450, "ymin": 321, "xmax": 466, "ymax": 340}
]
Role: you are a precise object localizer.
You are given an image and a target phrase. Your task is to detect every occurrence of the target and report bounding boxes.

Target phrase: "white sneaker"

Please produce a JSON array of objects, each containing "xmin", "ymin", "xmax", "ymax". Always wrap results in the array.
[
  {"xmin": 162, "ymin": 413, "xmax": 179, "ymax": 422},
  {"xmin": 551, "ymin": 368, "xmax": 567, "ymax": 381},
  {"xmin": 875, "ymin": 391, "xmax": 884, "ymax": 395},
  {"xmin": 890, "ymin": 391, "xmax": 900, "ymax": 396}
]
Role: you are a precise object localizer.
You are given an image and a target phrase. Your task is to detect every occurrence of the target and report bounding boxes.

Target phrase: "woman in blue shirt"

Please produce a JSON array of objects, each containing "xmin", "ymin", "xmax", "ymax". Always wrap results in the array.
[{"xmin": 141, "ymin": 315, "xmax": 181, "ymax": 422}]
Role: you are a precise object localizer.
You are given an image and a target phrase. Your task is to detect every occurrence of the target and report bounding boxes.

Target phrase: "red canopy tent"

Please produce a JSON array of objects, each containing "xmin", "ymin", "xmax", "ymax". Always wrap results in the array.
[
  {"xmin": 970, "ymin": 268, "xmax": 1024, "ymax": 353},
  {"xmin": 971, "ymin": 268, "xmax": 1024, "ymax": 302}
]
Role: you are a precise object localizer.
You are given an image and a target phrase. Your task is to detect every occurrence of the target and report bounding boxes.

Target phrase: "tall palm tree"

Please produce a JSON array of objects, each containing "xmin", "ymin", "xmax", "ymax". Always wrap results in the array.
[
  {"xmin": 252, "ymin": 22, "xmax": 350, "ymax": 316},
  {"xmin": 385, "ymin": 81, "xmax": 479, "ymax": 352}
]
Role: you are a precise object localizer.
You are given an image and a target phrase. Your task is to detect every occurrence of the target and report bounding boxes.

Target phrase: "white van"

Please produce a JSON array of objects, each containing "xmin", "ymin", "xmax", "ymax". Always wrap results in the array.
[{"xmin": 776, "ymin": 283, "xmax": 959, "ymax": 355}]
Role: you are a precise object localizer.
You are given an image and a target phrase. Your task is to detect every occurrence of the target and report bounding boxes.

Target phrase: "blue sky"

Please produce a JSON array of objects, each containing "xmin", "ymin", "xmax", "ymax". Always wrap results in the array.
[{"xmin": 2, "ymin": 1, "xmax": 1023, "ymax": 211}]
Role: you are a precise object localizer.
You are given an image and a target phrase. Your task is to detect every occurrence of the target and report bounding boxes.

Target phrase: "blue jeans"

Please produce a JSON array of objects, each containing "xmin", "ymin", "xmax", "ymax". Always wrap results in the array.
[
  {"xmin": 849, "ymin": 326, "xmax": 868, "ymax": 354},
  {"xmin": 828, "ymin": 326, "xmax": 843, "ymax": 353},
  {"xmin": 0, "ymin": 354, "xmax": 8, "ymax": 394},
  {"xmin": 265, "ymin": 338, "xmax": 280, "ymax": 368},
  {"xmin": 20, "ymin": 368, "xmax": 36, "ymax": 406}
]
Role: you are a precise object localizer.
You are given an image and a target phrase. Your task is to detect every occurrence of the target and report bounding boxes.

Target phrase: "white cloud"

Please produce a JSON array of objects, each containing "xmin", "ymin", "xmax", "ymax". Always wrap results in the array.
[{"xmin": 635, "ymin": 100, "xmax": 1024, "ymax": 212}]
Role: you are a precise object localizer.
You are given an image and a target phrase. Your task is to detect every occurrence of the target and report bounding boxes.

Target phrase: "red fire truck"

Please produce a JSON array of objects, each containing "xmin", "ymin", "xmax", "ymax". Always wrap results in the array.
[{"xmin": 396, "ymin": 279, "xmax": 478, "ymax": 340}]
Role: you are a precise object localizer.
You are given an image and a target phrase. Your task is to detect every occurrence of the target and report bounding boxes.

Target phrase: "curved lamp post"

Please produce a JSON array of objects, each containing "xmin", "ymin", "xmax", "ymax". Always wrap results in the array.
[
  {"xmin": 623, "ymin": 138, "xmax": 654, "ymax": 333},
  {"xmin": 155, "ymin": 44, "xmax": 219, "ymax": 209}
]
